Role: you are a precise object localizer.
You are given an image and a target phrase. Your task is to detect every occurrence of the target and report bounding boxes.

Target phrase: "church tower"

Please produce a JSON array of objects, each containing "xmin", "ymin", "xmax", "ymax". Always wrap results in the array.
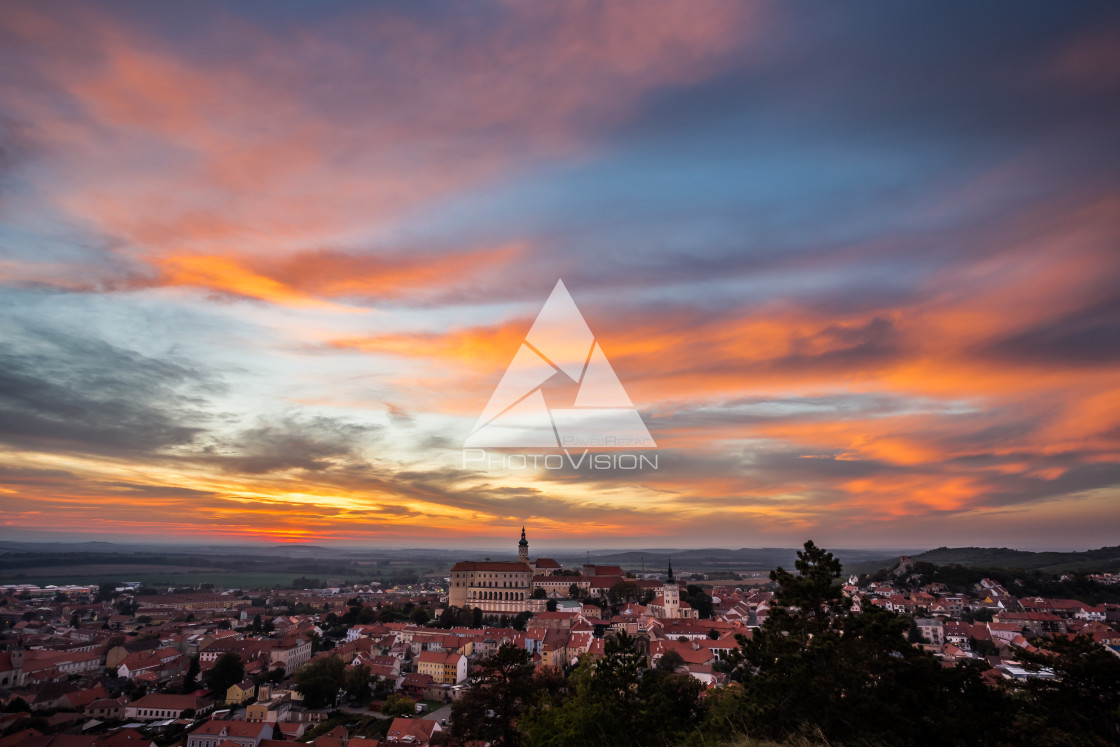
[
  {"xmin": 663, "ymin": 558, "xmax": 679, "ymax": 618},
  {"xmin": 518, "ymin": 526, "xmax": 530, "ymax": 564}
]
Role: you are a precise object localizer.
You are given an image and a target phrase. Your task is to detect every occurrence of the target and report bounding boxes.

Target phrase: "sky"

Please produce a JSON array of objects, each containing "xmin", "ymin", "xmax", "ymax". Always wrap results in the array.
[{"xmin": 1, "ymin": 1, "xmax": 1119, "ymax": 551}]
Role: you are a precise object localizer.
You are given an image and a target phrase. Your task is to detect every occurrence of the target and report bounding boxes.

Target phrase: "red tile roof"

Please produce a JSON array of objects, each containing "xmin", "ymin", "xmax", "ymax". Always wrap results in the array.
[
  {"xmin": 191, "ymin": 720, "xmax": 269, "ymax": 738},
  {"xmin": 385, "ymin": 718, "xmax": 439, "ymax": 745},
  {"xmin": 450, "ymin": 561, "xmax": 530, "ymax": 572}
]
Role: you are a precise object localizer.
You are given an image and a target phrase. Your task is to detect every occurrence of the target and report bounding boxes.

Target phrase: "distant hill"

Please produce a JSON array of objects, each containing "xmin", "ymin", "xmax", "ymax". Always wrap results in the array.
[
  {"xmin": 568, "ymin": 547, "xmax": 906, "ymax": 573},
  {"xmin": 907, "ymin": 545, "xmax": 1120, "ymax": 573}
]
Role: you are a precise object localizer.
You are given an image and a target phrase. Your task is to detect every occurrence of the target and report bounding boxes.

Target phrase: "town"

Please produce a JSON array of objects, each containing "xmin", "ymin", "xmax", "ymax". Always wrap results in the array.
[{"xmin": 1, "ymin": 532, "xmax": 1119, "ymax": 746}]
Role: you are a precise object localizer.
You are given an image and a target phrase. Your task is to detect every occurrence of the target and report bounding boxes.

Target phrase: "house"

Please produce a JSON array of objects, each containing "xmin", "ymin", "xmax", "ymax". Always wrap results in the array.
[
  {"xmin": 6, "ymin": 727, "xmax": 160, "ymax": 747},
  {"xmin": 686, "ymin": 663, "xmax": 717, "ymax": 685},
  {"xmin": 86, "ymin": 697, "xmax": 127, "ymax": 720},
  {"xmin": 1075, "ymin": 605, "xmax": 1107, "ymax": 622},
  {"xmin": 269, "ymin": 638, "xmax": 312, "ymax": 672},
  {"xmin": 400, "ymin": 672, "xmax": 434, "ymax": 698},
  {"xmin": 384, "ymin": 717, "xmax": 441, "ymax": 746},
  {"xmin": 1069, "ymin": 621, "xmax": 1120, "ymax": 646},
  {"xmin": 0, "ymin": 649, "xmax": 23, "ymax": 688},
  {"xmin": 345, "ymin": 625, "xmax": 384, "ymax": 642},
  {"xmin": 226, "ymin": 680, "xmax": 256, "ymax": 706},
  {"xmin": 368, "ymin": 656, "xmax": 400, "ymax": 677},
  {"xmin": 125, "ymin": 694, "xmax": 214, "ymax": 721},
  {"xmin": 415, "ymin": 651, "xmax": 466, "ymax": 684},
  {"xmin": 650, "ymin": 640, "xmax": 716, "ymax": 671},
  {"xmin": 61, "ymin": 685, "xmax": 109, "ymax": 711},
  {"xmin": 185, "ymin": 720, "xmax": 273, "ymax": 747},
  {"xmin": 529, "ymin": 612, "xmax": 580, "ymax": 630},
  {"xmin": 522, "ymin": 628, "xmax": 570, "ymax": 669},
  {"xmin": 245, "ymin": 698, "xmax": 291, "ymax": 724},
  {"xmin": 97, "ymin": 728, "xmax": 157, "ymax": 747},
  {"xmin": 106, "ymin": 640, "xmax": 160, "ymax": 671},
  {"xmin": 275, "ymin": 723, "xmax": 306, "ymax": 740},
  {"xmin": 940, "ymin": 643, "xmax": 972, "ymax": 661},
  {"xmin": 993, "ymin": 611, "xmax": 1065, "ymax": 637},
  {"xmin": 699, "ymin": 634, "xmax": 739, "ymax": 661},
  {"xmin": 19, "ymin": 649, "xmax": 103, "ymax": 682},
  {"xmin": 943, "ymin": 621, "xmax": 972, "ymax": 646},
  {"xmin": 116, "ymin": 648, "xmax": 183, "ymax": 681},
  {"xmin": 987, "ymin": 622, "xmax": 1024, "ymax": 645},
  {"xmin": 914, "ymin": 618, "xmax": 945, "ymax": 647},
  {"xmin": 532, "ymin": 575, "xmax": 591, "ymax": 598}
]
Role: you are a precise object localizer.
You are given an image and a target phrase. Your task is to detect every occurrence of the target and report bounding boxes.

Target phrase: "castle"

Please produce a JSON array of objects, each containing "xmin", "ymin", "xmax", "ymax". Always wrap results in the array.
[
  {"xmin": 447, "ymin": 528, "xmax": 694, "ymax": 619},
  {"xmin": 447, "ymin": 527, "xmax": 560, "ymax": 615}
]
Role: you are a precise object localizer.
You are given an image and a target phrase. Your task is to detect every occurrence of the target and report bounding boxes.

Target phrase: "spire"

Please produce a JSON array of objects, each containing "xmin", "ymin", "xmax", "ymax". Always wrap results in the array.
[
  {"xmin": 518, "ymin": 526, "xmax": 529, "ymax": 564},
  {"xmin": 666, "ymin": 557, "xmax": 674, "ymax": 584}
]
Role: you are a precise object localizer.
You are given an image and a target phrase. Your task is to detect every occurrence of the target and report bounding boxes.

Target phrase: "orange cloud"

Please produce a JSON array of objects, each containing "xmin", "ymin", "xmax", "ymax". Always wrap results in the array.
[
  {"xmin": 146, "ymin": 243, "xmax": 524, "ymax": 308},
  {"xmin": 331, "ymin": 317, "xmax": 530, "ymax": 367},
  {"xmin": 1, "ymin": 1, "xmax": 762, "ymax": 304}
]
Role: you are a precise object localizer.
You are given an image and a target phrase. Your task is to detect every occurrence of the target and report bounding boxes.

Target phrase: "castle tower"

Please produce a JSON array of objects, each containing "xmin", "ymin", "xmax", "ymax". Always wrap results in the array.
[
  {"xmin": 518, "ymin": 526, "xmax": 530, "ymax": 564},
  {"xmin": 663, "ymin": 558, "xmax": 679, "ymax": 618}
]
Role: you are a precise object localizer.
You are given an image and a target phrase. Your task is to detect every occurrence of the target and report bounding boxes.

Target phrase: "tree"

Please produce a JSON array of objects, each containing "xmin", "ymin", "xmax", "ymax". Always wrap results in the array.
[
  {"xmin": 451, "ymin": 644, "xmax": 538, "ymax": 746},
  {"xmin": 512, "ymin": 611, "xmax": 532, "ymax": 631},
  {"xmin": 203, "ymin": 652, "xmax": 244, "ymax": 696},
  {"xmin": 657, "ymin": 649, "xmax": 685, "ymax": 672},
  {"xmin": 568, "ymin": 583, "xmax": 581, "ymax": 599},
  {"xmin": 2, "ymin": 697, "xmax": 31, "ymax": 713},
  {"xmin": 767, "ymin": 539, "xmax": 846, "ymax": 643},
  {"xmin": 124, "ymin": 679, "xmax": 148, "ymax": 702},
  {"xmin": 410, "ymin": 607, "xmax": 430, "ymax": 625},
  {"xmin": 182, "ymin": 655, "xmax": 200, "ymax": 692},
  {"xmin": 907, "ymin": 617, "xmax": 928, "ymax": 644},
  {"xmin": 371, "ymin": 673, "xmax": 394, "ymax": 699},
  {"xmin": 519, "ymin": 634, "xmax": 704, "ymax": 747},
  {"xmin": 545, "ymin": 599, "xmax": 558, "ymax": 612},
  {"xmin": 609, "ymin": 580, "xmax": 641, "ymax": 605},
  {"xmin": 969, "ymin": 636, "xmax": 999, "ymax": 656},
  {"xmin": 683, "ymin": 585, "xmax": 714, "ymax": 619},
  {"xmin": 380, "ymin": 606, "xmax": 412, "ymax": 623},
  {"xmin": 716, "ymin": 541, "xmax": 1012, "ymax": 745},
  {"xmin": 471, "ymin": 606, "xmax": 484, "ymax": 628},
  {"xmin": 294, "ymin": 655, "xmax": 345, "ymax": 708},
  {"xmin": 381, "ymin": 693, "xmax": 415, "ymax": 718},
  {"xmin": 437, "ymin": 606, "xmax": 456, "ymax": 628},
  {"xmin": 344, "ymin": 664, "xmax": 372, "ymax": 702},
  {"xmin": 115, "ymin": 598, "xmax": 138, "ymax": 617},
  {"xmin": 531, "ymin": 588, "xmax": 547, "ymax": 600},
  {"xmin": 1011, "ymin": 634, "xmax": 1120, "ymax": 745},
  {"xmin": 96, "ymin": 582, "xmax": 120, "ymax": 602}
]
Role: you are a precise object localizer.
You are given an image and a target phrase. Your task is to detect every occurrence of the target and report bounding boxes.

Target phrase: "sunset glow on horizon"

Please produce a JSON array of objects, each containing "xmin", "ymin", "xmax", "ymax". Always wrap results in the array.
[{"xmin": 2, "ymin": 1, "xmax": 1119, "ymax": 550}]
